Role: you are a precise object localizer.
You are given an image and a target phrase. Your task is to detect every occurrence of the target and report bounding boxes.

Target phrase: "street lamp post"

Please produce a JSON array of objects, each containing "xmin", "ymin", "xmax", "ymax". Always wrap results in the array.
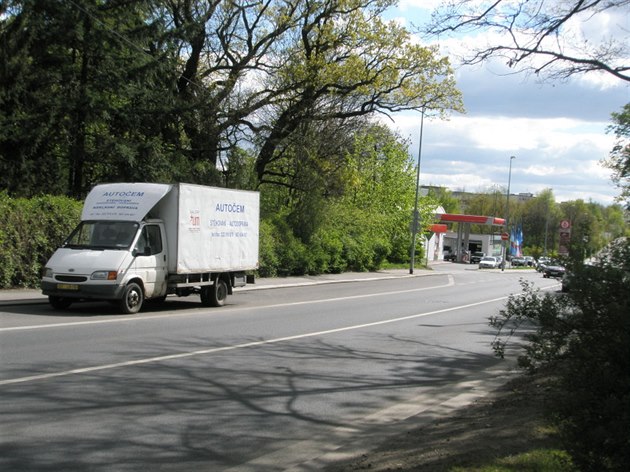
[
  {"xmin": 410, "ymin": 109, "xmax": 425, "ymax": 274},
  {"xmin": 502, "ymin": 155, "xmax": 516, "ymax": 271}
]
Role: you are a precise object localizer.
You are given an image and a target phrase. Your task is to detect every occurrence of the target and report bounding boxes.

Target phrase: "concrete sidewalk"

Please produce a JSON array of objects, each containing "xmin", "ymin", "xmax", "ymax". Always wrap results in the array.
[{"xmin": 0, "ymin": 268, "xmax": 434, "ymax": 306}]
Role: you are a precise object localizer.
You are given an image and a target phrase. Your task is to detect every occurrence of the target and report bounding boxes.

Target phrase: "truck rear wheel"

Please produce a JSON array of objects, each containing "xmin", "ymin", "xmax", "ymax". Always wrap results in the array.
[
  {"xmin": 49, "ymin": 296, "xmax": 73, "ymax": 310},
  {"xmin": 201, "ymin": 279, "xmax": 228, "ymax": 307},
  {"xmin": 120, "ymin": 282, "xmax": 143, "ymax": 314}
]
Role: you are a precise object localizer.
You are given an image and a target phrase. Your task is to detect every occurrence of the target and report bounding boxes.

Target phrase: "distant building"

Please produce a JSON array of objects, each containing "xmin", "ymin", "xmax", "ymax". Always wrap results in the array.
[{"xmin": 422, "ymin": 186, "xmax": 534, "ymax": 210}]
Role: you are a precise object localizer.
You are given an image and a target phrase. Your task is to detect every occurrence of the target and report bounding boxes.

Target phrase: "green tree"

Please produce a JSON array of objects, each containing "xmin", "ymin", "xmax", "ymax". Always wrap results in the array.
[
  {"xmin": 521, "ymin": 189, "xmax": 561, "ymax": 255},
  {"xmin": 427, "ymin": 186, "xmax": 461, "ymax": 214},
  {"xmin": 1, "ymin": 0, "xmax": 463, "ymax": 198},
  {"xmin": 461, "ymin": 188, "xmax": 505, "ymax": 234},
  {"xmin": 339, "ymin": 123, "xmax": 421, "ymax": 263},
  {"xmin": 258, "ymin": 121, "xmax": 422, "ymax": 274},
  {"xmin": 560, "ymin": 200, "xmax": 600, "ymax": 260},
  {"xmin": 605, "ymin": 103, "xmax": 630, "ymax": 206},
  {"xmin": 254, "ymin": 0, "xmax": 463, "ymax": 183},
  {"xmin": 0, "ymin": 0, "xmax": 184, "ymax": 197}
]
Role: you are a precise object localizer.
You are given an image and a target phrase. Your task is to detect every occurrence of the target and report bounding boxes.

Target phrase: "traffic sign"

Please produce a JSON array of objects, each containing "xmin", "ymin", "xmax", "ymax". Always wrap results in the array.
[{"xmin": 501, "ymin": 232, "xmax": 509, "ymax": 241}]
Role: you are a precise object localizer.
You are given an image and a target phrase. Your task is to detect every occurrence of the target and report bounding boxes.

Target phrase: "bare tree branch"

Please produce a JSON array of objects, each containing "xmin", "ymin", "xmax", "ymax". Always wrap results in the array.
[{"xmin": 423, "ymin": 0, "xmax": 630, "ymax": 82}]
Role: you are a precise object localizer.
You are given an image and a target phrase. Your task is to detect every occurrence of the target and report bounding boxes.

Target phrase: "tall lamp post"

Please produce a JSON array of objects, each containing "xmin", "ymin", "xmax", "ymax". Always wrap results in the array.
[
  {"xmin": 502, "ymin": 155, "xmax": 516, "ymax": 271},
  {"xmin": 410, "ymin": 109, "xmax": 425, "ymax": 274}
]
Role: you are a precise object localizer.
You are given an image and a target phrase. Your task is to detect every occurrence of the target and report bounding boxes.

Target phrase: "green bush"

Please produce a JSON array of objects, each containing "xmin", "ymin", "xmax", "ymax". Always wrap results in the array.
[
  {"xmin": 0, "ymin": 193, "xmax": 81, "ymax": 288},
  {"xmin": 257, "ymin": 216, "xmax": 309, "ymax": 277},
  {"xmin": 307, "ymin": 227, "xmax": 345, "ymax": 274},
  {"xmin": 490, "ymin": 239, "xmax": 630, "ymax": 471},
  {"xmin": 256, "ymin": 200, "xmax": 403, "ymax": 277},
  {"xmin": 257, "ymin": 219, "xmax": 280, "ymax": 277}
]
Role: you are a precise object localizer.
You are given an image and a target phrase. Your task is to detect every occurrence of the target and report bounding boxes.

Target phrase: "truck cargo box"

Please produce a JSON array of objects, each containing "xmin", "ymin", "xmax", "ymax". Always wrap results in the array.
[{"xmin": 153, "ymin": 183, "xmax": 259, "ymax": 274}]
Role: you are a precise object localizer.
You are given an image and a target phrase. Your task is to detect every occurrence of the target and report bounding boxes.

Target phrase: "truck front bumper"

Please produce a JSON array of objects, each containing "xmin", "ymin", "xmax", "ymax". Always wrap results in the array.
[{"xmin": 41, "ymin": 281, "xmax": 123, "ymax": 300}]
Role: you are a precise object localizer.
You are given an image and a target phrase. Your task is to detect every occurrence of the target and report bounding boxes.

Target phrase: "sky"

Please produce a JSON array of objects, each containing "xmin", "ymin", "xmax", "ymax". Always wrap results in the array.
[{"xmin": 381, "ymin": 1, "xmax": 630, "ymax": 205}]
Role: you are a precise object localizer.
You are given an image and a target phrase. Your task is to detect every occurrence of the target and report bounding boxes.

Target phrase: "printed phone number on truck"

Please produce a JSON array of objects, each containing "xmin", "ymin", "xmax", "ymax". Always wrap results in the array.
[{"xmin": 211, "ymin": 231, "xmax": 248, "ymax": 238}]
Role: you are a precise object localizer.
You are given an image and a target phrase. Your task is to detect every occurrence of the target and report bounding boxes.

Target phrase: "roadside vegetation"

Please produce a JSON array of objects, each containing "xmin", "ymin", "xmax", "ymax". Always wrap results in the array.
[
  {"xmin": 490, "ymin": 238, "xmax": 630, "ymax": 471},
  {"xmin": 486, "ymin": 100, "xmax": 630, "ymax": 472},
  {"xmin": 0, "ymin": 180, "xmax": 626, "ymax": 288}
]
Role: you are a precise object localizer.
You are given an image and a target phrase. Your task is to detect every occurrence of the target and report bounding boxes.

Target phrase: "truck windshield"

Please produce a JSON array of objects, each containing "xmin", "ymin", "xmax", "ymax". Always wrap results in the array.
[{"xmin": 64, "ymin": 221, "xmax": 139, "ymax": 250}]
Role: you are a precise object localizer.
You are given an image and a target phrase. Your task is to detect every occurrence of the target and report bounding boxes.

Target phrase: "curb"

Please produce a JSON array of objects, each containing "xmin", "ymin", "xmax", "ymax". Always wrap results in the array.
[
  {"xmin": 237, "ymin": 271, "xmax": 435, "ymax": 291},
  {"xmin": 0, "ymin": 270, "xmax": 436, "ymax": 307}
]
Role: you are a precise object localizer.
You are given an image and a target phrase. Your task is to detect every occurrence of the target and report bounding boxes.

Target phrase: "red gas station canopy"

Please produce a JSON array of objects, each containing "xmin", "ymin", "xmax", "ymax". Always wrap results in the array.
[
  {"xmin": 428, "ymin": 223, "xmax": 448, "ymax": 233},
  {"xmin": 437, "ymin": 213, "xmax": 505, "ymax": 226}
]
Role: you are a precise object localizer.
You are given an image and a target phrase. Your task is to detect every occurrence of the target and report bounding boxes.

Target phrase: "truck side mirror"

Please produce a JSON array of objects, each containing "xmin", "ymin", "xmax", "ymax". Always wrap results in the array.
[{"xmin": 132, "ymin": 247, "xmax": 151, "ymax": 257}]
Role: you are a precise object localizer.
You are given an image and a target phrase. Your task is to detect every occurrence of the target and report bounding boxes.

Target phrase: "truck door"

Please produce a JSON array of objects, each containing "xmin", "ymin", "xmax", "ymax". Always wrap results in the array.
[{"xmin": 133, "ymin": 224, "xmax": 168, "ymax": 298}]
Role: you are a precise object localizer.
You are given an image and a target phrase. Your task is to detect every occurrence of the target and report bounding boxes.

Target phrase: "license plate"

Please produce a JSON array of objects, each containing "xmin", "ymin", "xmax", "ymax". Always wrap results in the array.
[{"xmin": 57, "ymin": 283, "xmax": 79, "ymax": 291}]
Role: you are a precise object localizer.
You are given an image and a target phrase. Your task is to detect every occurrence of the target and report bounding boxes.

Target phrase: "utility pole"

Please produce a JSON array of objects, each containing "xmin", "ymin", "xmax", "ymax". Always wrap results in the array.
[
  {"xmin": 410, "ymin": 109, "xmax": 425, "ymax": 274},
  {"xmin": 502, "ymin": 155, "xmax": 516, "ymax": 271}
]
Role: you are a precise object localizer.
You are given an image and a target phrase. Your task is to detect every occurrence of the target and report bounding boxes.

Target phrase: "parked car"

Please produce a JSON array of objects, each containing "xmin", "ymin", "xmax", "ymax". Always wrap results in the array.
[
  {"xmin": 442, "ymin": 246, "xmax": 455, "ymax": 262},
  {"xmin": 543, "ymin": 260, "xmax": 565, "ymax": 278},
  {"xmin": 523, "ymin": 256, "xmax": 535, "ymax": 266},
  {"xmin": 479, "ymin": 256, "xmax": 499, "ymax": 269},
  {"xmin": 536, "ymin": 257, "xmax": 551, "ymax": 272},
  {"xmin": 470, "ymin": 251, "xmax": 485, "ymax": 264},
  {"xmin": 511, "ymin": 257, "xmax": 527, "ymax": 267},
  {"xmin": 443, "ymin": 250, "xmax": 457, "ymax": 262}
]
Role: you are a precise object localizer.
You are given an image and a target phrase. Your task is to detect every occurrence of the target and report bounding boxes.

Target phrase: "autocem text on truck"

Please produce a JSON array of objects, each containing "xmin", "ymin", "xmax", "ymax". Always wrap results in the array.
[{"xmin": 41, "ymin": 183, "xmax": 260, "ymax": 313}]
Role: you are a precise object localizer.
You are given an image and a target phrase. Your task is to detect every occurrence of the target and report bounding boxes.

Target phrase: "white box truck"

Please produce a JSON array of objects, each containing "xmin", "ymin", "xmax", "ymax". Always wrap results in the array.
[{"xmin": 41, "ymin": 183, "xmax": 259, "ymax": 313}]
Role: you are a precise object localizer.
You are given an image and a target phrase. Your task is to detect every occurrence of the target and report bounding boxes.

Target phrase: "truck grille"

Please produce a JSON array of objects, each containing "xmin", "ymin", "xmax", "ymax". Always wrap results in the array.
[{"xmin": 56, "ymin": 275, "xmax": 88, "ymax": 283}]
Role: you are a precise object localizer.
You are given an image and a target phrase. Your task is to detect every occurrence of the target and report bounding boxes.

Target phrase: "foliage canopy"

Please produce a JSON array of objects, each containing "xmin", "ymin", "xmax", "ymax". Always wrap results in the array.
[{"xmin": 0, "ymin": 0, "xmax": 462, "ymax": 198}]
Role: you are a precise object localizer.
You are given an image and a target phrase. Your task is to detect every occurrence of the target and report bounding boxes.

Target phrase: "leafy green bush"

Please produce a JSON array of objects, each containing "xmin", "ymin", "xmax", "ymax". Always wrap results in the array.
[
  {"xmin": 307, "ymin": 226, "xmax": 345, "ymax": 274},
  {"xmin": 258, "ymin": 216, "xmax": 309, "ymax": 276},
  {"xmin": 256, "ymin": 198, "xmax": 402, "ymax": 277},
  {"xmin": 490, "ymin": 239, "xmax": 630, "ymax": 471},
  {"xmin": 0, "ymin": 193, "xmax": 81, "ymax": 288},
  {"xmin": 257, "ymin": 219, "xmax": 281, "ymax": 277}
]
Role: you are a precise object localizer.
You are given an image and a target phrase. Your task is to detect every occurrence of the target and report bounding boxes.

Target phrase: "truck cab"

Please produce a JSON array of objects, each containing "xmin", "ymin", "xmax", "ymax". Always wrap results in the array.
[{"xmin": 41, "ymin": 219, "xmax": 169, "ymax": 313}]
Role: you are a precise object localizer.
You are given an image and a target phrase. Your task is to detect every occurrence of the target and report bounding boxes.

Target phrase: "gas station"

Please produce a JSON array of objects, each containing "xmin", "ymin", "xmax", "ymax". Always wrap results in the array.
[{"xmin": 426, "ymin": 213, "xmax": 507, "ymax": 263}]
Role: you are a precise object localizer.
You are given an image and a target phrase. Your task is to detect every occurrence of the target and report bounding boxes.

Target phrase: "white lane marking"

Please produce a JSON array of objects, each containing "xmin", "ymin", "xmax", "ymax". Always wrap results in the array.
[
  {"xmin": 1, "ymin": 290, "xmax": 508, "ymax": 387},
  {"xmin": 0, "ymin": 275, "xmax": 455, "ymax": 333}
]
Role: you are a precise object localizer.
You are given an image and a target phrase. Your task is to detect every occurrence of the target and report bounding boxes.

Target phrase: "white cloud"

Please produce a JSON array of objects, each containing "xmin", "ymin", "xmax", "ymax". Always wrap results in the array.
[
  {"xmin": 522, "ymin": 165, "xmax": 557, "ymax": 177},
  {"xmin": 379, "ymin": 1, "xmax": 628, "ymax": 205},
  {"xmin": 383, "ymin": 110, "xmax": 619, "ymax": 204}
]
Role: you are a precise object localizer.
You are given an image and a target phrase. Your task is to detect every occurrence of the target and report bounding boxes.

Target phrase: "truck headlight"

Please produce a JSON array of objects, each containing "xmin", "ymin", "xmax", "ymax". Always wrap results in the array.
[
  {"xmin": 91, "ymin": 271, "xmax": 118, "ymax": 281},
  {"xmin": 44, "ymin": 268, "xmax": 53, "ymax": 278}
]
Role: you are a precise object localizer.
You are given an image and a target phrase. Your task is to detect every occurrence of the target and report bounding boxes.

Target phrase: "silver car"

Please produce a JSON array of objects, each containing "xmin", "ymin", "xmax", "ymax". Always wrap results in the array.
[{"xmin": 479, "ymin": 256, "xmax": 499, "ymax": 269}]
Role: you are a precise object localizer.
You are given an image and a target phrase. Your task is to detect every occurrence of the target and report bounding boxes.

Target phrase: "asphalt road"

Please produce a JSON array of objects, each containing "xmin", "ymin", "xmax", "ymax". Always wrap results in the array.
[{"xmin": 0, "ymin": 264, "xmax": 560, "ymax": 471}]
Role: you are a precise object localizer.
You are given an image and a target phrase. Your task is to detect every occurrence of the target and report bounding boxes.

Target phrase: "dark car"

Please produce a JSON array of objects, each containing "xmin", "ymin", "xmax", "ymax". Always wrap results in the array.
[
  {"xmin": 443, "ymin": 251, "xmax": 457, "ymax": 262},
  {"xmin": 470, "ymin": 251, "xmax": 485, "ymax": 264},
  {"xmin": 543, "ymin": 261, "xmax": 565, "ymax": 278},
  {"xmin": 536, "ymin": 257, "xmax": 551, "ymax": 272}
]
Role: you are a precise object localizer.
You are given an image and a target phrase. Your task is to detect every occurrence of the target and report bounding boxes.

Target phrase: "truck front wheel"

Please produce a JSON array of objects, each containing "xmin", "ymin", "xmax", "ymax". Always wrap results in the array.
[
  {"xmin": 120, "ymin": 282, "xmax": 143, "ymax": 314},
  {"xmin": 201, "ymin": 279, "xmax": 228, "ymax": 307},
  {"xmin": 49, "ymin": 296, "xmax": 73, "ymax": 310}
]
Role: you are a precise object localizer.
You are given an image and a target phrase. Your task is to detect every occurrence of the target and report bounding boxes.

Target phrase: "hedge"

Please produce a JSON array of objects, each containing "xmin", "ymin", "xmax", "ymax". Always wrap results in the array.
[{"xmin": 0, "ymin": 192, "xmax": 82, "ymax": 288}]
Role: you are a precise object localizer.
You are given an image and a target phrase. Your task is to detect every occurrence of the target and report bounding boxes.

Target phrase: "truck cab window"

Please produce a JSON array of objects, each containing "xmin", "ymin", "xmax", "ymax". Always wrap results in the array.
[{"xmin": 135, "ymin": 225, "xmax": 162, "ymax": 256}]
